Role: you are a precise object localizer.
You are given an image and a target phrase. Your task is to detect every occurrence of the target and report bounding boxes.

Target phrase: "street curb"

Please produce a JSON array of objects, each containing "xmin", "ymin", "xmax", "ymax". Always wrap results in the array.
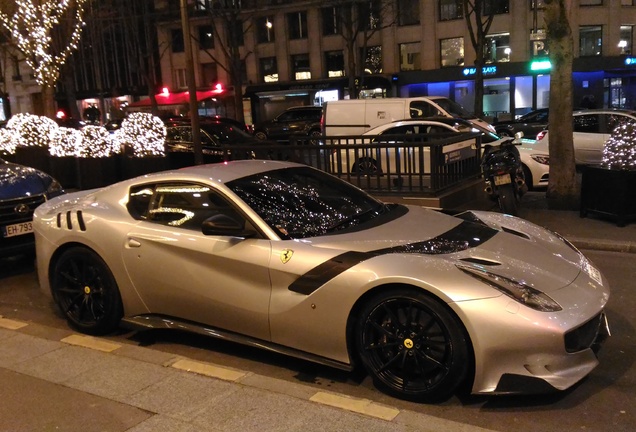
[{"xmin": 570, "ymin": 238, "xmax": 636, "ymax": 254}]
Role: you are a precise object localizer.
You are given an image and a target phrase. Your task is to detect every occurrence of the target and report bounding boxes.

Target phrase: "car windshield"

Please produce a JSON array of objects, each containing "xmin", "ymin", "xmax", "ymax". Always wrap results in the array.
[
  {"xmin": 202, "ymin": 124, "xmax": 254, "ymax": 144},
  {"xmin": 433, "ymin": 98, "xmax": 475, "ymax": 120},
  {"xmin": 227, "ymin": 167, "xmax": 389, "ymax": 239}
]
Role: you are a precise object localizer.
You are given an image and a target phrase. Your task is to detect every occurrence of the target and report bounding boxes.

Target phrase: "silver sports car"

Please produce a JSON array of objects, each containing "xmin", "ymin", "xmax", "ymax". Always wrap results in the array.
[{"xmin": 34, "ymin": 160, "xmax": 610, "ymax": 401}]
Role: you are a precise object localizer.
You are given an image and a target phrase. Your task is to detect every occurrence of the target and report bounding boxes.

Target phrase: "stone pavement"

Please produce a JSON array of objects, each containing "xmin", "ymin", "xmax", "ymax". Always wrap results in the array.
[{"xmin": 1, "ymin": 194, "xmax": 634, "ymax": 432}]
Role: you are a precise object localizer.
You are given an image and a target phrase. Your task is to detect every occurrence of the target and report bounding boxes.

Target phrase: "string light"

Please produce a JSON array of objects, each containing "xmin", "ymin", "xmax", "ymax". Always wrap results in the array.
[
  {"xmin": 6, "ymin": 113, "xmax": 58, "ymax": 147},
  {"xmin": 80, "ymin": 125, "xmax": 120, "ymax": 158},
  {"xmin": 603, "ymin": 121, "xmax": 636, "ymax": 170},
  {"xmin": 0, "ymin": 0, "xmax": 86, "ymax": 86},
  {"xmin": 114, "ymin": 113, "xmax": 166, "ymax": 157},
  {"xmin": 49, "ymin": 126, "xmax": 82, "ymax": 156},
  {"xmin": 0, "ymin": 129, "xmax": 16, "ymax": 155}
]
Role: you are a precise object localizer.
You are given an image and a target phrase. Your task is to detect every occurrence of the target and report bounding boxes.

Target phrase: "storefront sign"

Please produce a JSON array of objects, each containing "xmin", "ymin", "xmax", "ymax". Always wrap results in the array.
[
  {"xmin": 462, "ymin": 66, "xmax": 497, "ymax": 76},
  {"xmin": 530, "ymin": 60, "xmax": 551, "ymax": 71},
  {"xmin": 625, "ymin": 57, "xmax": 636, "ymax": 66}
]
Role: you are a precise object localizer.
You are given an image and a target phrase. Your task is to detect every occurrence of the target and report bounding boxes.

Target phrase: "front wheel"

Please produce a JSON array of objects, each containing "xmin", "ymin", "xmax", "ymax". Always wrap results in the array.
[
  {"xmin": 497, "ymin": 182, "xmax": 519, "ymax": 216},
  {"xmin": 51, "ymin": 247, "xmax": 123, "ymax": 335},
  {"xmin": 254, "ymin": 131, "xmax": 268, "ymax": 140},
  {"xmin": 352, "ymin": 158, "xmax": 380, "ymax": 175},
  {"xmin": 355, "ymin": 289, "xmax": 469, "ymax": 402}
]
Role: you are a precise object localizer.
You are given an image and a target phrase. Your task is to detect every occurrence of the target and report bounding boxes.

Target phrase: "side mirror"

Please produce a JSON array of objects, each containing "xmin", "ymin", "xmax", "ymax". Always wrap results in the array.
[{"xmin": 202, "ymin": 214, "xmax": 256, "ymax": 238}]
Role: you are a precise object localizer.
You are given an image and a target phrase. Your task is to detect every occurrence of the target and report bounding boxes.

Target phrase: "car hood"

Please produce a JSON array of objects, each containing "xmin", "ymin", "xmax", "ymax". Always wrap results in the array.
[
  {"xmin": 306, "ymin": 206, "xmax": 583, "ymax": 294},
  {"xmin": 0, "ymin": 161, "xmax": 51, "ymax": 200}
]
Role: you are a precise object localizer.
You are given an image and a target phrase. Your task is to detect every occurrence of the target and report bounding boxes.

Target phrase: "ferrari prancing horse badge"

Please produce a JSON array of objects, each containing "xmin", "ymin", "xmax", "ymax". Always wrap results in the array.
[{"xmin": 280, "ymin": 249, "xmax": 294, "ymax": 264}]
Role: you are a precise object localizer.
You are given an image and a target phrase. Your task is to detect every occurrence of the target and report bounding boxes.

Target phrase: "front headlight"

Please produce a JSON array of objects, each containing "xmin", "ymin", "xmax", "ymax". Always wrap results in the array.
[
  {"xmin": 46, "ymin": 178, "xmax": 64, "ymax": 198},
  {"xmin": 457, "ymin": 264, "xmax": 562, "ymax": 312},
  {"xmin": 530, "ymin": 154, "xmax": 550, "ymax": 165}
]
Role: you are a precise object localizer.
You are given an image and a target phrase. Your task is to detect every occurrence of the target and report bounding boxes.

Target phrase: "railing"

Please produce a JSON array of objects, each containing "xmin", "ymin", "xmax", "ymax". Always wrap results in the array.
[{"xmin": 223, "ymin": 132, "xmax": 483, "ymax": 197}]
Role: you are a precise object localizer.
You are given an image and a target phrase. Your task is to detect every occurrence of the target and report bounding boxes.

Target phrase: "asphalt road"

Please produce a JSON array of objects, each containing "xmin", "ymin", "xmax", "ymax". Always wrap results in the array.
[{"xmin": 1, "ymin": 249, "xmax": 634, "ymax": 432}]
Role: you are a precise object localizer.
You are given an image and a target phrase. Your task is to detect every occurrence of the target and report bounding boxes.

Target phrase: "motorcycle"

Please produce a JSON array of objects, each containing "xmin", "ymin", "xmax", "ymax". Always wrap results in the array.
[{"xmin": 482, "ymin": 132, "xmax": 528, "ymax": 216}]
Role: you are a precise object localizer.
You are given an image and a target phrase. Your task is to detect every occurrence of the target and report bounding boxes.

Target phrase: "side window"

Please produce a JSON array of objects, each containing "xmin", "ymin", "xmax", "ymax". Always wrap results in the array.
[
  {"xmin": 167, "ymin": 126, "xmax": 191, "ymax": 142},
  {"xmin": 277, "ymin": 111, "xmax": 294, "ymax": 122},
  {"xmin": 409, "ymin": 101, "xmax": 442, "ymax": 118},
  {"xmin": 127, "ymin": 183, "xmax": 241, "ymax": 231},
  {"xmin": 573, "ymin": 115, "xmax": 600, "ymax": 133},
  {"xmin": 606, "ymin": 114, "xmax": 632, "ymax": 134}
]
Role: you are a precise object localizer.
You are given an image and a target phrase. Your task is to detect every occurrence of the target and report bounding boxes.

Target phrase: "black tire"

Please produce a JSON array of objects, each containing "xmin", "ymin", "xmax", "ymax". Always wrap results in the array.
[
  {"xmin": 497, "ymin": 129, "xmax": 512, "ymax": 138},
  {"xmin": 352, "ymin": 158, "xmax": 379, "ymax": 175},
  {"xmin": 309, "ymin": 129, "xmax": 322, "ymax": 145},
  {"xmin": 355, "ymin": 289, "xmax": 469, "ymax": 402},
  {"xmin": 51, "ymin": 247, "xmax": 123, "ymax": 335},
  {"xmin": 497, "ymin": 182, "xmax": 518, "ymax": 216},
  {"xmin": 522, "ymin": 164, "xmax": 533, "ymax": 191},
  {"xmin": 254, "ymin": 131, "xmax": 268, "ymax": 140}
]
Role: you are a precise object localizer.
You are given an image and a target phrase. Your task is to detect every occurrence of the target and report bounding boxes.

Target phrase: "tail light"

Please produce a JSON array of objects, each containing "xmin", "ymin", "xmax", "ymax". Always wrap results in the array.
[{"xmin": 536, "ymin": 130, "xmax": 547, "ymax": 141}]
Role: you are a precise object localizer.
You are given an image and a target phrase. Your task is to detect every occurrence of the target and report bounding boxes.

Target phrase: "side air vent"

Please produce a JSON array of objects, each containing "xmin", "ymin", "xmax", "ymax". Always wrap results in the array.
[
  {"xmin": 459, "ymin": 257, "xmax": 501, "ymax": 266},
  {"xmin": 56, "ymin": 213, "xmax": 62, "ymax": 228},
  {"xmin": 501, "ymin": 226, "xmax": 530, "ymax": 240},
  {"xmin": 77, "ymin": 211, "xmax": 86, "ymax": 231},
  {"xmin": 66, "ymin": 211, "xmax": 73, "ymax": 230}
]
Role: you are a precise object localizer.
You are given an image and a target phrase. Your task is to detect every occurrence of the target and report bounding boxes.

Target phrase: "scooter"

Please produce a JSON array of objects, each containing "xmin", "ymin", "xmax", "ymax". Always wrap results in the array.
[{"xmin": 482, "ymin": 132, "xmax": 527, "ymax": 216}]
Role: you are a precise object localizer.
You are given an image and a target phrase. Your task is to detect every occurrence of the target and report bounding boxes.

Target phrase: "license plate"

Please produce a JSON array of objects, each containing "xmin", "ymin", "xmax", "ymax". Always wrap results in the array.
[
  {"xmin": 2, "ymin": 221, "xmax": 34, "ymax": 238},
  {"xmin": 494, "ymin": 174, "xmax": 511, "ymax": 186}
]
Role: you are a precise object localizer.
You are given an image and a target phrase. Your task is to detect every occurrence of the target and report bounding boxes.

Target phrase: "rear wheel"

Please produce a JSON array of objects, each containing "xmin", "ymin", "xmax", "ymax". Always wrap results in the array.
[
  {"xmin": 497, "ymin": 182, "xmax": 519, "ymax": 215},
  {"xmin": 355, "ymin": 289, "xmax": 469, "ymax": 402},
  {"xmin": 352, "ymin": 158, "xmax": 380, "ymax": 175},
  {"xmin": 254, "ymin": 131, "xmax": 268, "ymax": 140},
  {"xmin": 51, "ymin": 247, "xmax": 123, "ymax": 335}
]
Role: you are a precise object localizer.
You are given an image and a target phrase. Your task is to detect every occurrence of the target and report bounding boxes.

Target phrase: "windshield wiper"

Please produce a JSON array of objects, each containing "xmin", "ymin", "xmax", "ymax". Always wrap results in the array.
[{"xmin": 326, "ymin": 203, "xmax": 387, "ymax": 233}]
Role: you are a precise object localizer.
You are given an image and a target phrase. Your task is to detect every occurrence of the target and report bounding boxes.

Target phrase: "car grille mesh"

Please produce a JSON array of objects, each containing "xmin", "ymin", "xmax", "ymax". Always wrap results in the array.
[
  {"xmin": 0, "ymin": 195, "xmax": 46, "ymax": 225},
  {"xmin": 564, "ymin": 313, "xmax": 604, "ymax": 353}
]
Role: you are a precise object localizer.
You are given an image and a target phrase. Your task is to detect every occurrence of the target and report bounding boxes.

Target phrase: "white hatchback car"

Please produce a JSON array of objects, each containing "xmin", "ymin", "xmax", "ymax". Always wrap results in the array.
[
  {"xmin": 536, "ymin": 109, "xmax": 636, "ymax": 165},
  {"xmin": 332, "ymin": 118, "xmax": 550, "ymax": 190}
]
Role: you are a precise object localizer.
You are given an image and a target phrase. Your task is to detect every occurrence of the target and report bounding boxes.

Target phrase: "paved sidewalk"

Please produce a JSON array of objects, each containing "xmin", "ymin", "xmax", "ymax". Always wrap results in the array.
[{"xmin": 0, "ymin": 318, "xmax": 496, "ymax": 432}]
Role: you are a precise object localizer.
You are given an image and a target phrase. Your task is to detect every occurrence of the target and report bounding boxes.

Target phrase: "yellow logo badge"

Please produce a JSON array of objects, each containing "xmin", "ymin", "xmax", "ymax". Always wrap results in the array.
[{"xmin": 280, "ymin": 249, "xmax": 294, "ymax": 264}]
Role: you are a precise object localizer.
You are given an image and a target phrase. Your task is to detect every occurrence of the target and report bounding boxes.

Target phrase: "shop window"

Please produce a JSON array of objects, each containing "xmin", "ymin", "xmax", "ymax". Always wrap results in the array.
[
  {"xmin": 485, "ymin": 33, "xmax": 511, "ymax": 63},
  {"xmin": 325, "ymin": 51, "xmax": 344, "ymax": 77},
  {"xmin": 291, "ymin": 54, "xmax": 311, "ymax": 80},
  {"xmin": 620, "ymin": 25, "xmax": 633, "ymax": 55},
  {"xmin": 440, "ymin": 0, "xmax": 463, "ymax": 21},
  {"xmin": 256, "ymin": 16, "xmax": 275, "ymax": 43},
  {"xmin": 322, "ymin": 6, "xmax": 340, "ymax": 35},
  {"xmin": 398, "ymin": 0, "xmax": 419, "ymax": 26},
  {"xmin": 362, "ymin": 46, "xmax": 382, "ymax": 74},
  {"xmin": 579, "ymin": 26, "xmax": 602, "ymax": 56},
  {"xmin": 171, "ymin": 29, "xmax": 184, "ymax": 53},
  {"xmin": 287, "ymin": 11, "xmax": 308, "ymax": 39},
  {"xmin": 198, "ymin": 25, "xmax": 214, "ymax": 50},
  {"xmin": 440, "ymin": 37, "xmax": 464, "ymax": 67},
  {"xmin": 399, "ymin": 42, "xmax": 421, "ymax": 71},
  {"xmin": 260, "ymin": 57, "xmax": 278, "ymax": 83}
]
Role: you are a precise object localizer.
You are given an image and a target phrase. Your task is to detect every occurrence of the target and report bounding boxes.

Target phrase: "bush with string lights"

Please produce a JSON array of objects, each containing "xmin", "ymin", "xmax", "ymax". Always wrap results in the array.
[{"xmin": 602, "ymin": 121, "xmax": 636, "ymax": 170}]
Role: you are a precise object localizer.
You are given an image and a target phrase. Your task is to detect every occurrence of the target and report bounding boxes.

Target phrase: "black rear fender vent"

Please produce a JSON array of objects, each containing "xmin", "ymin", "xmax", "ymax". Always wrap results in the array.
[{"xmin": 56, "ymin": 211, "xmax": 87, "ymax": 232}]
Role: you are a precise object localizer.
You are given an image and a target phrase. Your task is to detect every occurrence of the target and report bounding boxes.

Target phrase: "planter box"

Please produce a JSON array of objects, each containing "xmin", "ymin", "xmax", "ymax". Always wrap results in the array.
[
  {"xmin": 13, "ymin": 146, "xmax": 50, "ymax": 173},
  {"xmin": 76, "ymin": 157, "xmax": 120, "ymax": 190},
  {"xmin": 48, "ymin": 156, "xmax": 78, "ymax": 189},
  {"xmin": 580, "ymin": 165, "xmax": 636, "ymax": 227},
  {"xmin": 120, "ymin": 156, "xmax": 169, "ymax": 180}
]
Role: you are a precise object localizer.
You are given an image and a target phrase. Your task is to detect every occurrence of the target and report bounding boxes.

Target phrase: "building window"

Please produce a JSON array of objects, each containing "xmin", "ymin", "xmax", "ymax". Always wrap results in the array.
[
  {"xmin": 291, "ymin": 54, "xmax": 311, "ymax": 80},
  {"xmin": 398, "ymin": 0, "xmax": 419, "ymax": 26},
  {"xmin": 484, "ymin": 0, "xmax": 509, "ymax": 15},
  {"xmin": 440, "ymin": 0, "xmax": 463, "ymax": 21},
  {"xmin": 260, "ymin": 57, "xmax": 278, "ymax": 82},
  {"xmin": 440, "ymin": 37, "xmax": 464, "ymax": 67},
  {"xmin": 399, "ymin": 42, "xmax": 421, "ymax": 71},
  {"xmin": 287, "ymin": 11, "xmax": 308, "ymax": 39},
  {"xmin": 174, "ymin": 68, "xmax": 187, "ymax": 88},
  {"xmin": 363, "ymin": 46, "xmax": 382, "ymax": 74},
  {"xmin": 581, "ymin": 0, "xmax": 603, "ymax": 5},
  {"xmin": 485, "ymin": 33, "xmax": 511, "ymax": 63},
  {"xmin": 256, "ymin": 16, "xmax": 275, "ymax": 43},
  {"xmin": 620, "ymin": 25, "xmax": 633, "ymax": 54},
  {"xmin": 580, "ymin": 26, "xmax": 602, "ymax": 56},
  {"xmin": 622, "ymin": 0, "xmax": 636, "ymax": 5},
  {"xmin": 531, "ymin": 0, "xmax": 545, "ymax": 8},
  {"xmin": 198, "ymin": 25, "xmax": 214, "ymax": 50},
  {"xmin": 201, "ymin": 63, "xmax": 218, "ymax": 86},
  {"xmin": 325, "ymin": 51, "xmax": 344, "ymax": 77},
  {"xmin": 359, "ymin": 1, "xmax": 381, "ymax": 30},
  {"xmin": 322, "ymin": 6, "xmax": 340, "ymax": 35},
  {"xmin": 171, "ymin": 29, "xmax": 184, "ymax": 53}
]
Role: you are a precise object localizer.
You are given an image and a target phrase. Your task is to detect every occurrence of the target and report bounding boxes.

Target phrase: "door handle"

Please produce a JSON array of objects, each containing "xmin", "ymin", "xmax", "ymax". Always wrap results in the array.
[{"xmin": 127, "ymin": 238, "xmax": 141, "ymax": 248}]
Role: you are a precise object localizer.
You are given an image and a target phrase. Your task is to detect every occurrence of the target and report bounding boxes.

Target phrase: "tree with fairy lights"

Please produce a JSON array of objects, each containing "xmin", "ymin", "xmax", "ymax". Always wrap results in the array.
[
  {"xmin": 0, "ymin": 0, "xmax": 86, "ymax": 117},
  {"xmin": 603, "ymin": 121, "xmax": 636, "ymax": 171}
]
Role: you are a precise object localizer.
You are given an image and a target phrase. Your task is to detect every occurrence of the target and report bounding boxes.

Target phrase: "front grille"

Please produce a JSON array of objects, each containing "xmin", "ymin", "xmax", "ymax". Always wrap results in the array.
[
  {"xmin": 0, "ymin": 194, "xmax": 46, "ymax": 225},
  {"xmin": 565, "ymin": 313, "xmax": 605, "ymax": 353}
]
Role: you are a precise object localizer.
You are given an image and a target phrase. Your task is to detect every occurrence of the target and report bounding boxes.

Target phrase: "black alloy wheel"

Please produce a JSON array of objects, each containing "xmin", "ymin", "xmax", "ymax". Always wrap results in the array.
[
  {"xmin": 51, "ymin": 247, "xmax": 123, "ymax": 335},
  {"xmin": 356, "ymin": 289, "xmax": 469, "ymax": 402},
  {"xmin": 352, "ymin": 158, "xmax": 380, "ymax": 176}
]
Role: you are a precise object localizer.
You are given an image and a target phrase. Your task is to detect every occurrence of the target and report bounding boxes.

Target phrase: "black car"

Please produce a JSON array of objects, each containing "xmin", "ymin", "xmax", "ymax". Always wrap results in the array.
[
  {"xmin": 491, "ymin": 108, "xmax": 549, "ymax": 139},
  {"xmin": 165, "ymin": 120, "xmax": 272, "ymax": 163},
  {"xmin": 1, "ymin": 158, "xmax": 64, "ymax": 258},
  {"xmin": 253, "ymin": 106, "xmax": 322, "ymax": 142}
]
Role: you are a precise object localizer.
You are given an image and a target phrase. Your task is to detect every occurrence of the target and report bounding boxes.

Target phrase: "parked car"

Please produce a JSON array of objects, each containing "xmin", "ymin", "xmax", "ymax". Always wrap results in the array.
[
  {"xmin": 332, "ymin": 118, "xmax": 550, "ymax": 189},
  {"xmin": 34, "ymin": 160, "xmax": 609, "ymax": 401},
  {"xmin": 491, "ymin": 108, "xmax": 549, "ymax": 139},
  {"xmin": 536, "ymin": 108, "xmax": 636, "ymax": 165},
  {"xmin": 253, "ymin": 106, "xmax": 323, "ymax": 142},
  {"xmin": 165, "ymin": 120, "xmax": 272, "ymax": 161},
  {"xmin": 1, "ymin": 158, "xmax": 64, "ymax": 258}
]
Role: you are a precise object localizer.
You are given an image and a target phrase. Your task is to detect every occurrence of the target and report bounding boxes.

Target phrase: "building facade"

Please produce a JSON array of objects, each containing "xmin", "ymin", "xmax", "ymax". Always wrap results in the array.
[{"xmin": 153, "ymin": 0, "xmax": 636, "ymax": 125}]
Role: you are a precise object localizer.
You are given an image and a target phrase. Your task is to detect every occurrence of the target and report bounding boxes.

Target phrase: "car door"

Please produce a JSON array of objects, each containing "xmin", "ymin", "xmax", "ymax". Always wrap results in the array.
[
  {"xmin": 121, "ymin": 181, "xmax": 273, "ymax": 340},
  {"xmin": 573, "ymin": 114, "xmax": 603, "ymax": 164}
]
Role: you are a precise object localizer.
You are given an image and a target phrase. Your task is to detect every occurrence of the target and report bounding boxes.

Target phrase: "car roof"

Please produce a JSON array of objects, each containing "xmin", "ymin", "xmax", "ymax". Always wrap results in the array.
[
  {"xmin": 284, "ymin": 106, "xmax": 322, "ymax": 111},
  {"xmin": 572, "ymin": 108, "xmax": 636, "ymax": 117},
  {"xmin": 362, "ymin": 118, "xmax": 470, "ymax": 135}
]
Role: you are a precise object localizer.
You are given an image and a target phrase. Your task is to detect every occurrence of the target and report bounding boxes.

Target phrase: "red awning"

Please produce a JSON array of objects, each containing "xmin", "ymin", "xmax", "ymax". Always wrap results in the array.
[{"xmin": 128, "ymin": 89, "xmax": 224, "ymax": 107}]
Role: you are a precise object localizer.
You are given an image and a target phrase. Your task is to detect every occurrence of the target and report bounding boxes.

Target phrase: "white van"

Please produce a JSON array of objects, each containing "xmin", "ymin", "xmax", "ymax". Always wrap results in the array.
[{"xmin": 322, "ymin": 97, "xmax": 494, "ymax": 136}]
